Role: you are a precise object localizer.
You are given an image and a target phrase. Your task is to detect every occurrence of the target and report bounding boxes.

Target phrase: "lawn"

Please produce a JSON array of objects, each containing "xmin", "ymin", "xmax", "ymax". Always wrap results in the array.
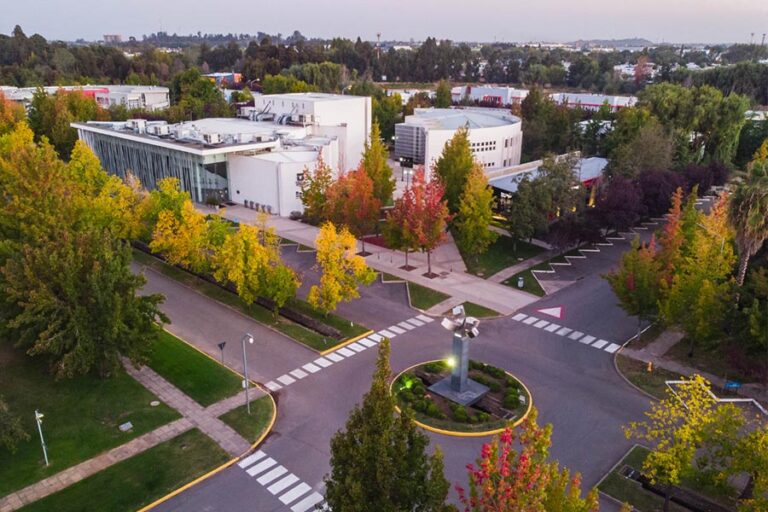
[
  {"xmin": 134, "ymin": 249, "xmax": 369, "ymax": 353},
  {"xmin": 408, "ymin": 282, "xmax": 450, "ymax": 310},
  {"xmin": 0, "ymin": 343, "xmax": 180, "ymax": 496},
  {"xmin": 146, "ymin": 330, "xmax": 242, "ymax": 406},
  {"xmin": 615, "ymin": 355, "xmax": 684, "ymax": 400},
  {"xmin": 18, "ymin": 429, "xmax": 229, "ymax": 512},
  {"xmin": 599, "ymin": 445, "xmax": 738, "ymax": 512},
  {"xmin": 445, "ymin": 302, "xmax": 500, "ymax": 318},
  {"xmin": 461, "ymin": 235, "xmax": 544, "ymax": 278},
  {"xmin": 218, "ymin": 397, "xmax": 274, "ymax": 444},
  {"xmin": 665, "ymin": 340, "xmax": 754, "ymax": 383}
]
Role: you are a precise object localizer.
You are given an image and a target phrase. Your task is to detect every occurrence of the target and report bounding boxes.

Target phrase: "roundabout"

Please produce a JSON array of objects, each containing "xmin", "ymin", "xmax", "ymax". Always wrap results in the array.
[{"xmin": 391, "ymin": 359, "xmax": 532, "ymax": 437}]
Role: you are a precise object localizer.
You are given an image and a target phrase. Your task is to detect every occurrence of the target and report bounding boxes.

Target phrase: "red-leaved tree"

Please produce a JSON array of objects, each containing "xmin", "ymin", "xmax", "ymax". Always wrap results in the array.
[
  {"xmin": 409, "ymin": 168, "xmax": 451, "ymax": 277},
  {"xmin": 325, "ymin": 165, "xmax": 382, "ymax": 255}
]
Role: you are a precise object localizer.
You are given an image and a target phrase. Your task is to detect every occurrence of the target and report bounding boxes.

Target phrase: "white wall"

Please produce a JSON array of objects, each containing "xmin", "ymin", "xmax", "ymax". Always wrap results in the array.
[{"xmin": 228, "ymin": 156, "xmax": 280, "ymax": 213}]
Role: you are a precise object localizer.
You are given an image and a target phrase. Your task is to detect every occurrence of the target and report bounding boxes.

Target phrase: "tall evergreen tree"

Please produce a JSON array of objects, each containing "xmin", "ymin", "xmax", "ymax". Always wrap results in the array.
[
  {"xmin": 325, "ymin": 339, "xmax": 450, "ymax": 512},
  {"xmin": 362, "ymin": 122, "xmax": 395, "ymax": 206},
  {"xmin": 728, "ymin": 159, "xmax": 768, "ymax": 287},
  {"xmin": 454, "ymin": 163, "xmax": 498, "ymax": 260},
  {"xmin": 435, "ymin": 80, "xmax": 452, "ymax": 108},
  {"xmin": 434, "ymin": 126, "xmax": 474, "ymax": 214}
]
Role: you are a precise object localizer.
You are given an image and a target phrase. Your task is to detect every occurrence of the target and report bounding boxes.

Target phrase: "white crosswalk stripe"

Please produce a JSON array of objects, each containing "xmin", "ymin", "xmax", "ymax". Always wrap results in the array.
[
  {"xmin": 359, "ymin": 337, "xmax": 377, "ymax": 347},
  {"xmin": 592, "ymin": 339, "xmax": 609, "ymax": 349},
  {"xmin": 579, "ymin": 335, "xmax": 596, "ymax": 345},
  {"xmin": 406, "ymin": 318, "xmax": 425, "ymax": 327},
  {"xmin": 265, "ymin": 381, "xmax": 282, "ymax": 392},
  {"xmin": 534, "ymin": 320, "xmax": 549, "ymax": 329},
  {"xmin": 568, "ymin": 331, "xmax": 584, "ymax": 340},
  {"xmin": 417, "ymin": 314, "xmax": 433, "ymax": 322},
  {"xmin": 290, "ymin": 368, "xmax": 308, "ymax": 379},
  {"xmin": 556, "ymin": 327, "xmax": 572, "ymax": 336},
  {"xmin": 280, "ymin": 482, "xmax": 312, "ymax": 504},
  {"xmin": 512, "ymin": 313, "xmax": 528, "ymax": 321},
  {"xmin": 291, "ymin": 492, "xmax": 325, "ymax": 512},
  {"xmin": 523, "ymin": 316, "xmax": 539, "ymax": 325},
  {"xmin": 302, "ymin": 363, "xmax": 321, "ymax": 373},
  {"xmin": 604, "ymin": 343, "xmax": 621, "ymax": 354},
  {"xmin": 379, "ymin": 329, "xmax": 396, "ymax": 338},
  {"xmin": 347, "ymin": 342, "xmax": 366, "ymax": 352},
  {"xmin": 389, "ymin": 325, "xmax": 406, "ymax": 335},
  {"xmin": 337, "ymin": 347, "xmax": 356, "ymax": 357},
  {"xmin": 237, "ymin": 451, "xmax": 266, "ymax": 469},
  {"xmin": 544, "ymin": 323, "xmax": 560, "ymax": 332},
  {"xmin": 268, "ymin": 474, "xmax": 299, "ymax": 495},
  {"xmin": 277, "ymin": 374, "xmax": 296, "ymax": 386},
  {"xmin": 514, "ymin": 311, "xmax": 622, "ymax": 357},
  {"xmin": 256, "ymin": 465, "xmax": 288, "ymax": 485},
  {"xmin": 398, "ymin": 321, "xmax": 415, "ymax": 330},
  {"xmin": 325, "ymin": 352, "xmax": 344, "ymax": 362},
  {"xmin": 246, "ymin": 457, "xmax": 277, "ymax": 477},
  {"xmin": 314, "ymin": 357, "xmax": 333, "ymax": 368},
  {"xmin": 368, "ymin": 333, "xmax": 383, "ymax": 341}
]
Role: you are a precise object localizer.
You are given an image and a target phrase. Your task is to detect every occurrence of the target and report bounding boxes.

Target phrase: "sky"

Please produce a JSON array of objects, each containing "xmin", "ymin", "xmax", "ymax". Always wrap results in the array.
[{"xmin": 3, "ymin": 0, "xmax": 768, "ymax": 44}]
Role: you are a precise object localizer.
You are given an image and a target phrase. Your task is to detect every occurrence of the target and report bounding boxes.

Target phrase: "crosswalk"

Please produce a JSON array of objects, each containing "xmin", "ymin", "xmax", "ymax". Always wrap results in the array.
[
  {"xmin": 511, "ymin": 313, "xmax": 621, "ymax": 355},
  {"xmin": 264, "ymin": 315, "xmax": 434, "ymax": 392},
  {"xmin": 237, "ymin": 450, "xmax": 328, "ymax": 511}
]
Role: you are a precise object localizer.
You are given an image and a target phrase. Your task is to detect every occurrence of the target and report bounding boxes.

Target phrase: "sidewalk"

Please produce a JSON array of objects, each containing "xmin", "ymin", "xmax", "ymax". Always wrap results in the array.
[
  {"xmin": 0, "ymin": 362, "xmax": 262, "ymax": 512},
  {"xmin": 486, "ymin": 249, "xmax": 556, "ymax": 284},
  {"xmin": 214, "ymin": 205, "xmax": 540, "ymax": 315}
]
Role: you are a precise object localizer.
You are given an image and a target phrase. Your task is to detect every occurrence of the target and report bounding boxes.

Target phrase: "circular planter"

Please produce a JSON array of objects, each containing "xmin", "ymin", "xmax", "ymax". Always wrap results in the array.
[{"xmin": 391, "ymin": 360, "xmax": 532, "ymax": 437}]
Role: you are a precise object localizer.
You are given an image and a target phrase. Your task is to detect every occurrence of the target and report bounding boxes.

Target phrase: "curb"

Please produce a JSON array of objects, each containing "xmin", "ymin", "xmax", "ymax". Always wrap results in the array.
[
  {"xmin": 318, "ymin": 330, "xmax": 375, "ymax": 356},
  {"xmin": 136, "ymin": 330, "xmax": 279, "ymax": 512},
  {"xmin": 390, "ymin": 360, "xmax": 533, "ymax": 438},
  {"xmin": 612, "ymin": 324, "xmax": 662, "ymax": 403}
]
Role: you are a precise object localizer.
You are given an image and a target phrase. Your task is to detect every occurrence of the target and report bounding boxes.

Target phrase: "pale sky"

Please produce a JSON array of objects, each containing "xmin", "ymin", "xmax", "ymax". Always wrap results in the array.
[{"xmin": 4, "ymin": 0, "xmax": 768, "ymax": 44}]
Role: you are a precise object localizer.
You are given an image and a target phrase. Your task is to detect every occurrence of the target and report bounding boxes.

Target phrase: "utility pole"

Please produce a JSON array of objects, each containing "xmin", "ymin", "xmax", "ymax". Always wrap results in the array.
[
  {"xmin": 35, "ymin": 410, "xmax": 49, "ymax": 466},
  {"xmin": 376, "ymin": 32, "xmax": 382, "ymax": 60}
]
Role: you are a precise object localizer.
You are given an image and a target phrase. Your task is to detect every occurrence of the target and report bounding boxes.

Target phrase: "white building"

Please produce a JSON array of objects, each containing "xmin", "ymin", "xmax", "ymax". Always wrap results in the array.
[
  {"xmin": 72, "ymin": 93, "xmax": 370, "ymax": 217},
  {"xmin": 549, "ymin": 92, "xmax": 637, "ymax": 112},
  {"xmin": 385, "ymin": 89, "xmax": 435, "ymax": 106},
  {"xmin": 451, "ymin": 85, "xmax": 529, "ymax": 106},
  {"xmin": 1, "ymin": 85, "xmax": 170, "ymax": 112},
  {"xmin": 394, "ymin": 107, "xmax": 523, "ymax": 178}
]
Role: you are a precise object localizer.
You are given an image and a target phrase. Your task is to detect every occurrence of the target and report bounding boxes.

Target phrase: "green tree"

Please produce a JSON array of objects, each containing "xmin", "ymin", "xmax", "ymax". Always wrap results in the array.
[
  {"xmin": 167, "ymin": 68, "xmax": 233, "ymax": 122},
  {"xmin": 361, "ymin": 122, "xmax": 395, "ymax": 206},
  {"xmin": 301, "ymin": 156, "xmax": 334, "ymax": 225},
  {"xmin": 505, "ymin": 176, "xmax": 550, "ymax": 250},
  {"xmin": 728, "ymin": 160, "xmax": 768, "ymax": 286},
  {"xmin": 324, "ymin": 339, "xmax": 451, "ymax": 512},
  {"xmin": 308, "ymin": 222, "xmax": 375, "ymax": 315},
  {"xmin": 372, "ymin": 93, "xmax": 402, "ymax": 141},
  {"xmin": 435, "ymin": 79, "xmax": 452, "ymax": 108},
  {"xmin": 609, "ymin": 118, "xmax": 674, "ymax": 177},
  {"xmin": 434, "ymin": 126, "xmax": 474, "ymax": 213},
  {"xmin": 0, "ymin": 396, "xmax": 29, "ymax": 453},
  {"xmin": 454, "ymin": 163, "xmax": 498, "ymax": 260}
]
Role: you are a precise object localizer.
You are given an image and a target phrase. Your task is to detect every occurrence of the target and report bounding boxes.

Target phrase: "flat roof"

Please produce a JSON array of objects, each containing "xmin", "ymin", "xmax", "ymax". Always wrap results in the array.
[
  {"xmin": 255, "ymin": 92, "xmax": 362, "ymax": 103},
  {"xmin": 403, "ymin": 108, "xmax": 520, "ymax": 130},
  {"xmin": 489, "ymin": 157, "xmax": 607, "ymax": 194}
]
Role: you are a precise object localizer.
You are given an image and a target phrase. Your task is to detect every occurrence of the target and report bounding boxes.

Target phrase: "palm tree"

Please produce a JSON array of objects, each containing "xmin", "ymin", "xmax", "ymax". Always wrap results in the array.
[{"xmin": 728, "ymin": 162, "xmax": 768, "ymax": 287}]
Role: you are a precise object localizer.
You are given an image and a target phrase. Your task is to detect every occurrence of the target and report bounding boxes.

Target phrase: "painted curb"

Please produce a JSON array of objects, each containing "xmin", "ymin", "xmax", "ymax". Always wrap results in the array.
[
  {"xmin": 318, "ymin": 330, "xmax": 375, "ymax": 356},
  {"xmin": 390, "ymin": 360, "xmax": 533, "ymax": 438}
]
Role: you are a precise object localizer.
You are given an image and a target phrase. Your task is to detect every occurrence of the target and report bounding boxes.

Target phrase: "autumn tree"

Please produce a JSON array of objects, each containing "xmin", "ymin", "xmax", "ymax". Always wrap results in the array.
[
  {"xmin": 457, "ymin": 408, "xmax": 598, "ymax": 512},
  {"xmin": 454, "ymin": 163, "xmax": 497, "ymax": 260},
  {"xmin": 408, "ymin": 169, "xmax": 451, "ymax": 277},
  {"xmin": 149, "ymin": 201, "xmax": 211, "ymax": 273},
  {"xmin": 325, "ymin": 339, "xmax": 451, "ymax": 512},
  {"xmin": 362, "ymin": 122, "xmax": 395, "ymax": 206},
  {"xmin": 301, "ymin": 155, "xmax": 334, "ymax": 225},
  {"xmin": 0, "ymin": 92, "xmax": 25, "ymax": 135},
  {"xmin": 434, "ymin": 126, "xmax": 474, "ymax": 213},
  {"xmin": 142, "ymin": 177, "xmax": 190, "ymax": 239},
  {"xmin": 308, "ymin": 222, "xmax": 376, "ymax": 315},
  {"xmin": 325, "ymin": 167, "xmax": 381, "ymax": 255},
  {"xmin": 384, "ymin": 178, "xmax": 420, "ymax": 270}
]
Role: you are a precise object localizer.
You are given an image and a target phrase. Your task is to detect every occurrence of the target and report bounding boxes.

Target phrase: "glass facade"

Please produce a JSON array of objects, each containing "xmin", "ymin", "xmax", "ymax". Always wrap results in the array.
[{"xmin": 78, "ymin": 130, "xmax": 229, "ymax": 203}]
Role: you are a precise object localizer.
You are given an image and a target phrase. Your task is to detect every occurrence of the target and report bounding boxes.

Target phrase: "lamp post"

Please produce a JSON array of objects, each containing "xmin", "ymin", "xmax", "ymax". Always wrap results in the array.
[
  {"xmin": 217, "ymin": 341, "xmax": 226, "ymax": 365},
  {"xmin": 241, "ymin": 333, "xmax": 254, "ymax": 414},
  {"xmin": 34, "ymin": 410, "xmax": 49, "ymax": 467}
]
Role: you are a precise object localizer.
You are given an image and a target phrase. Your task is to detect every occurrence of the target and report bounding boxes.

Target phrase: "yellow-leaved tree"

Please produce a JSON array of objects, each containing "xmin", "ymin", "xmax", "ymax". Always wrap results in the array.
[
  {"xmin": 308, "ymin": 222, "xmax": 376, "ymax": 315},
  {"xmin": 150, "ymin": 200, "xmax": 211, "ymax": 273},
  {"xmin": 212, "ymin": 223, "xmax": 270, "ymax": 305}
]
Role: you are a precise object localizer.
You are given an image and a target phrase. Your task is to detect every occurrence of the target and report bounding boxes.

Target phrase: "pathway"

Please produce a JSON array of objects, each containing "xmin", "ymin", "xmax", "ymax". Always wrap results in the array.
[
  {"xmin": 487, "ymin": 249, "xmax": 556, "ymax": 284},
  {"xmin": 0, "ymin": 362, "xmax": 264, "ymax": 512},
  {"xmin": 209, "ymin": 205, "xmax": 539, "ymax": 316}
]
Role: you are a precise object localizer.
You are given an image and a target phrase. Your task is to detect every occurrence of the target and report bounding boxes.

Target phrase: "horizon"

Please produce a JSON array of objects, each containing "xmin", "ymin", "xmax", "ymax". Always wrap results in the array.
[{"xmin": 3, "ymin": 0, "xmax": 767, "ymax": 46}]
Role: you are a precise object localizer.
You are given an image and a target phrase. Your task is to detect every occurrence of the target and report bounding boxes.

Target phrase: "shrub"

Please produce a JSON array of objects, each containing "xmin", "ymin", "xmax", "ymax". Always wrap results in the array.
[
  {"xmin": 469, "ymin": 360, "xmax": 483, "ymax": 371},
  {"xmin": 399, "ymin": 389, "xmax": 416, "ymax": 403},
  {"xmin": 412, "ymin": 383, "xmax": 426, "ymax": 397},
  {"xmin": 475, "ymin": 411, "xmax": 490, "ymax": 422},
  {"xmin": 481, "ymin": 364, "xmax": 506, "ymax": 379},
  {"xmin": 425, "ymin": 402, "xmax": 444, "ymax": 419},
  {"xmin": 451, "ymin": 404, "xmax": 470, "ymax": 423},
  {"xmin": 472, "ymin": 374, "xmax": 501, "ymax": 393},
  {"xmin": 503, "ymin": 392, "xmax": 520, "ymax": 410},
  {"xmin": 424, "ymin": 361, "xmax": 447, "ymax": 374},
  {"xmin": 505, "ymin": 377, "xmax": 520, "ymax": 390}
]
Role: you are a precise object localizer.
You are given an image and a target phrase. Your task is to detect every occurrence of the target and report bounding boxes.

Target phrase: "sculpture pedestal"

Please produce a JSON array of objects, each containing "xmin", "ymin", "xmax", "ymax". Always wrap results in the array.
[{"xmin": 429, "ymin": 377, "xmax": 489, "ymax": 406}]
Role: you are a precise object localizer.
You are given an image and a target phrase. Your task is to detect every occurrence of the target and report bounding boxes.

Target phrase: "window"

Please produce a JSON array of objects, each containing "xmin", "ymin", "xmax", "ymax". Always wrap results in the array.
[
  {"xmin": 296, "ymin": 172, "xmax": 305, "ymax": 182},
  {"xmin": 505, "ymin": 139, "xmax": 509, "ymax": 148},
  {"xmin": 295, "ymin": 191, "xmax": 302, "ymax": 199}
]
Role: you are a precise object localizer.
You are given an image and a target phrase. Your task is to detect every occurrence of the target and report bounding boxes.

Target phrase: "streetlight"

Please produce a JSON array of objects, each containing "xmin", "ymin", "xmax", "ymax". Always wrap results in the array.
[
  {"xmin": 34, "ymin": 410, "xmax": 49, "ymax": 466},
  {"xmin": 241, "ymin": 333, "xmax": 255, "ymax": 414},
  {"xmin": 217, "ymin": 341, "xmax": 226, "ymax": 365}
]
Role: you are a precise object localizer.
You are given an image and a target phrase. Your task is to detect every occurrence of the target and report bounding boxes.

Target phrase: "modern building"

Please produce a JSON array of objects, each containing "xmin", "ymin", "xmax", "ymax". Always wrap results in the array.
[
  {"xmin": 451, "ymin": 85, "xmax": 529, "ymax": 106},
  {"xmin": 394, "ymin": 107, "xmax": 523, "ymax": 179},
  {"xmin": 204, "ymin": 72, "xmax": 243, "ymax": 87},
  {"xmin": 549, "ymin": 92, "xmax": 636, "ymax": 112},
  {"xmin": 72, "ymin": 93, "xmax": 370, "ymax": 217},
  {"xmin": 2, "ymin": 85, "xmax": 170, "ymax": 112}
]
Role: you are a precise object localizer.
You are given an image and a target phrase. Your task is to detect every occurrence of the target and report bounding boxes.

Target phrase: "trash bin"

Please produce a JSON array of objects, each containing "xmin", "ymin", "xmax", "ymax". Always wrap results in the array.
[{"xmin": 517, "ymin": 276, "xmax": 524, "ymax": 289}]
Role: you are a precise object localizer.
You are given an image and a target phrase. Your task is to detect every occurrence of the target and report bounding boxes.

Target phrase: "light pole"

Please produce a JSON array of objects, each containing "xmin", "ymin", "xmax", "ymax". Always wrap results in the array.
[
  {"xmin": 241, "ymin": 333, "xmax": 254, "ymax": 414},
  {"xmin": 34, "ymin": 410, "xmax": 49, "ymax": 466}
]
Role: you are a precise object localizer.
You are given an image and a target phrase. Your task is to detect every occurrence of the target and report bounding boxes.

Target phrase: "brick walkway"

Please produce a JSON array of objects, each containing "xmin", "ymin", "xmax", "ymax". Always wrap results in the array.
[{"xmin": 0, "ymin": 362, "xmax": 262, "ymax": 512}]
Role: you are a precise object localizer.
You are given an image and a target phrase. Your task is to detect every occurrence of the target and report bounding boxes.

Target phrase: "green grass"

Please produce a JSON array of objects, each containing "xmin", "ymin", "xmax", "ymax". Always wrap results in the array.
[
  {"xmin": 461, "ymin": 235, "xmax": 544, "ymax": 278},
  {"xmin": 146, "ymin": 330, "xmax": 242, "ymax": 406},
  {"xmin": 665, "ymin": 340, "xmax": 753, "ymax": 383},
  {"xmin": 0, "ymin": 343, "xmax": 180, "ymax": 496},
  {"xmin": 447, "ymin": 302, "xmax": 500, "ymax": 318},
  {"xmin": 133, "ymin": 249, "xmax": 369, "ymax": 353},
  {"xmin": 18, "ymin": 429, "xmax": 229, "ymax": 512},
  {"xmin": 599, "ymin": 445, "xmax": 738, "ymax": 512},
  {"xmin": 503, "ymin": 265, "xmax": 547, "ymax": 296},
  {"xmin": 615, "ymin": 355, "xmax": 685, "ymax": 400},
  {"xmin": 218, "ymin": 398, "xmax": 274, "ymax": 443},
  {"xmin": 407, "ymin": 282, "xmax": 450, "ymax": 310}
]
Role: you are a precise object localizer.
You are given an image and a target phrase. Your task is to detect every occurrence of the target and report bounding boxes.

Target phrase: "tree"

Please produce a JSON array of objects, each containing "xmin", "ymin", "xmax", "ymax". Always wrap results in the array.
[
  {"xmin": 384, "ymin": 180, "xmax": 420, "ymax": 270},
  {"xmin": 308, "ymin": 222, "xmax": 375, "ymax": 315},
  {"xmin": 361, "ymin": 122, "xmax": 395, "ymax": 206},
  {"xmin": 0, "ymin": 92, "xmax": 25, "ymax": 136},
  {"xmin": 435, "ymin": 79, "xmax": 452, "ymax": 108},
  {"xmin": 167, "ymin": 68, "xmax": 233, "ymax": 122},
  {"xmin": 454, "ymin": 164, "xmax": 497, "ymax": 260},
  {"xmin": 142, "ymin": 177, "xmax": 190, "ymax": 237},
  {"xmin": 150, "ymin": 200, "xmax": 211, "ymax": 273},
  {"xmin": 301, "ymin": 156, "xmax": 333, "ymax": 225},
  {"xmin": 729, "ymin": 425, "xmax": 768, "ymax": 510},
  {"xmin": 605, "ymin": 237, "xmax": 662, "ymax": 343},
  {"xmin": 457, "ymin": 408, "xmax": 598, "ymax": 512},
  {"xmin": 434, "ymin": 126, "xmax": 474, "ymax": 214},
  {"xmin": 325, "ymin": 339, "xmax": 451, "ymax": 512},
  {"xmin": 728, "ymin": 161, "xmax": 768, "ymax": 286},
  {"xmin": 609, "ymin": 119, "xmax": 674, "ymax": 178},
  {"xmin": 326, "ymin": 167, "xmax": 382, "ymax": 255},
  {"xmin": 211, "ymin": 224, "xmax": 271, "ymax": 306},
  {"xmin": 595, "ymin": 176, "xmax": 644, "ymax": 233},
  {"xmin": 505, "ymin": 176, "xmax": 550, "ymax": 250},
  {"xmin": 1, "ymin": 227, "xmax": 167, "ymax": 378},
  {"xmin": 409, "ymin": 169, "xmax": 451, "ymax": 277},
  {"xmin": 0, "ymin": 396, "xmax": 29, "ymax": 453}
]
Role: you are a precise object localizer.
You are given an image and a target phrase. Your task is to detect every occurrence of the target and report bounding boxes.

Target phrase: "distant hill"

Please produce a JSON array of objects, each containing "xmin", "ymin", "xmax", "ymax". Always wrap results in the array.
[{"xmin": 570, "ymin": 38, "xmax": 655, "ymax": 48}]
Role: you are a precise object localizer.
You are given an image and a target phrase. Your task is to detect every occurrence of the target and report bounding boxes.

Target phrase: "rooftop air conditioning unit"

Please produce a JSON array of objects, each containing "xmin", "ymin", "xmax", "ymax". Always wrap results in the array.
[
  {"xmin": 203, "ymin": 133, "xmax": 221, "ymax": 145},
  {"xmin": 148, "ymin": 124, "xmax": 170, "ymax": 136}
]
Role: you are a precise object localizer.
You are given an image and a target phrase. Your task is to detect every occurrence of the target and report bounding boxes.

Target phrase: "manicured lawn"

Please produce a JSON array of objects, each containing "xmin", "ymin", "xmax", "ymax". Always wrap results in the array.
[
  {"xmin": 615, "ymin": 355, "xmax": 684, "ymax": 400},
  {"xmin": 146, "ymin": 330, "xmax": 242, "ymax": 406},
  {"xmin": 134, "ymin": 249, "xmax": 369, "ymax": 353},
  {"xmin": 503, "ymin": 266, "xmax": 546, "ymax": 296},
  {"xmin": 19, "ymin": 429, "xmax": 229, "ymax": 512},
  {"xmin": 665, "ymin": 340, "xmax": 754, "ymax": 383},
  {"xmin": 461, "ymin": 235, "xmax": 544, "ymax": 278},
  {"xmin": 408, "ymin": 282, "xmax": 450, "ymax": 310},
  {"xmin": 218, "ymin": 397, "xmax": 274, "ymax": 443},
  {"xmin": 446, "ymin": 302, "xmax": 500, "ymax": 318},
  {"xmin": 599, "ymin": 445, "xmax": 738, "ymax": 512},
  {"xmin": 0, "ymin": 343, "xmax": 180, "ymax": 496}
]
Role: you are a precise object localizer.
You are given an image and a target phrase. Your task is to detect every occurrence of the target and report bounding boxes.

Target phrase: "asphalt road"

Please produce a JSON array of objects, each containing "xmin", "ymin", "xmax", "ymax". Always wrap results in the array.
[{"xmin": 144, "ymin": 243, "xmax": 652, "ymax": 511}]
